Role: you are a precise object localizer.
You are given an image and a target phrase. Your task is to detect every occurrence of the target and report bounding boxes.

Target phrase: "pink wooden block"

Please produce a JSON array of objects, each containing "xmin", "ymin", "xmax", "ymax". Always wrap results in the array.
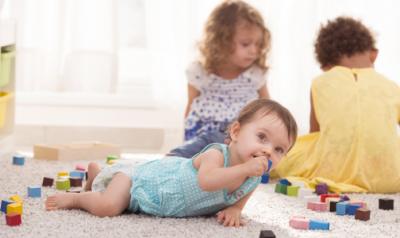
[
  {"xmin": 289, "ymin": 216, "xmax": 309, "ymax": 230},
  {"xmin": 75, "ymin": 164, "xmax": 86, "ymax": 171},
  {"xmin": 308, "ymin": 201, "xmax": 328, "ymax": 212}
]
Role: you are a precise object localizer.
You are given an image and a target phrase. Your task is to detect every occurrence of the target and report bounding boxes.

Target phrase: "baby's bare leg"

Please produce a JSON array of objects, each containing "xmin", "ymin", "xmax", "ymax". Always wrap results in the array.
[
  {"xmin": 46, "ymin": 173, "xmax": 131, "ymax": 217},
  {"xmin": 84, "ymin": 162, "xmax": 101, "ymax": 191}
]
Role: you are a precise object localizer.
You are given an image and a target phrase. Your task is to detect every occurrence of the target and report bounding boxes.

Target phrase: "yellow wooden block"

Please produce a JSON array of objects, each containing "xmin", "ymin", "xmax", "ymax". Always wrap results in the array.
[
  {"xmin": 9, "ymin": 195, "xmax": 23, "ymax": 203},
  {"xmin": 7, "ymin": 203, "xmax": 22, "ymax": 215},
  {"xmin": 58, "ymin": 171, "xmax": 69, "ymax": 177}
]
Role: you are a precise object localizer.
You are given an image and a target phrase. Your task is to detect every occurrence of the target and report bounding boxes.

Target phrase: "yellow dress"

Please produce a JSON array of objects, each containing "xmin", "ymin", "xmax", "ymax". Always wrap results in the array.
[{"xmin": 274, "ymin": 66, "xmax": 400, "ymax": 193}]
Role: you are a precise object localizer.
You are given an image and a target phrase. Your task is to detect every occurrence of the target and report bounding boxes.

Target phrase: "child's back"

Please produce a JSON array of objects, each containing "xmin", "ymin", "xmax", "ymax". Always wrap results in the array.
[{"xmin": 275, "ymin": 17, "xmax": 400, "ymax": 193}]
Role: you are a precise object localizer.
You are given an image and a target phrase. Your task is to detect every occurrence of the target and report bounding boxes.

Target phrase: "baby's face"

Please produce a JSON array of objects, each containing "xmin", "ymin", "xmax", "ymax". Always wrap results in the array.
[
  {"xmin": 233, "ymin": 113, "xmax": 292, "ymax": 169},
  {"xmin": 229, "ymin": 21, "xmax": 263, "ymax": 69}
]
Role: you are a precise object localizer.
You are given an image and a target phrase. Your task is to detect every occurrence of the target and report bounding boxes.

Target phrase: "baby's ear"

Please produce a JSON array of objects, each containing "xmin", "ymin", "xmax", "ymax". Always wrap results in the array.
[
  {"xmin": 370, "ymin": 49, "xmax": 378, "ymax": 63},
  {"xmin": 229, "ymin": 121, "xmax": 241, "ymax": 142}
]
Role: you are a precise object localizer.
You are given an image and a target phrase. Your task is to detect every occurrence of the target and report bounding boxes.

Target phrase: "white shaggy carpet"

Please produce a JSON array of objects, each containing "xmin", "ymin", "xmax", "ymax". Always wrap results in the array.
[{"xmin": 0, "ymin": 152, "xmax": 399, "ymax": 238}]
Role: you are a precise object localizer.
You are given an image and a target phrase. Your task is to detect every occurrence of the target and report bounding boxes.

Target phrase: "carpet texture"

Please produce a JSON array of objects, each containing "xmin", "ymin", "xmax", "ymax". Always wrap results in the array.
[{"xmin": 0, "ymin": 153, "xmax": 399, "ymax": 238}]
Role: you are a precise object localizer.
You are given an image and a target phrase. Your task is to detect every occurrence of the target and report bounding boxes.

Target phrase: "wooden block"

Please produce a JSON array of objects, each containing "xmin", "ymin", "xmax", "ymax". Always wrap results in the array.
[
  {"xmin": 261, "ymin": 173, "xmax": 270, "ymax": 184},
  {"xmin": 336, "ymin": 202, "xmax": 348, "ymax": 215},
  {"xmin": 340, "ymin": 194, "xmax": 350, "ymax": 202},
  {"xmin": 70, "ymin": 177, "xmax": 83, "ymax": 187},
  {"xmin": 42, "ymin": 177, "xmax": 54, "ymax": 187},
  {"xmin": 355, "ymin": 208, "xmax": 371, "ymax": 221},
  {"xmin": 70, "ymin": 170, "xmax": 85, "ymax": 179},
  {"xmin": 28, "ymin": 186, "xmax": 41, "ymax": 198},
  {"xmin": 34, "ymin": 141, "xmax": 121, "ymax": 161},
  {"xmin": 348, "ymin": 200, "xmax": 367, "ymax": 209},
  {"xmin": 6, "ymin": 212, "xmax": 22, "ymax": 226},
  {"xmin": 329, "ymin": 200, "xmax": 339, "ymax": 212},
  {"xmin": 7, "ymin": 203, "xmax": 22, "ymax": 215},
  {"xmin": 309, "ymin": 219, "xmax": 330, "ymax": 230},
  {"xmin": 58, "ymin": 171, "xmax": 69, "ymax": 177},
  {"xmin": 320, "ymin": 194, "xmax": 339, "ymax": 202},
  {"xmin": 287, "ymin": 186, "xmax": 300, "ymax": 197},
  {"xmin": 75, "ymin": 164, "xmax": 86, "ymax": 171},
  {"xmin": 1, "ymin": 200, "xmax": 14, "ymax": 213},
  {"xmin": 289, "ymin": 216, "xmax": 309, "ymax": 230},
  {"xmin": 346, "ymin": 204, "xmax": 361, "ymax": 215},
  {"xmin": 9, "ymin": 195, "xmax": 23, "ymax": 204},
  {"xmin": 379, "ymin": 198, "xmax": 394, "ymax": 210},
  {"xmin": 12, "ymin": 155, "xmax": 25, "ymax": 166},
  {"xmin": 56, "ymin": 178, "xmax": 71, "ymax": 190},
  {"xmin": 259, "ymin": 230, "xmax": 276, "ymax": 238},
  {"xmin": 106, "ymin": 155, "xmax": 118, "ymax": 164},
  {"xmin": 279, "ymin": 178, "xmax": 291, "ymax": 186},
  {"xmin": 315, "ymin": 183, "xmax": 328, "ymax": 195},
  {"xmin": 307, "ymin": 201, "xmax": 327, "ymax": 212}
]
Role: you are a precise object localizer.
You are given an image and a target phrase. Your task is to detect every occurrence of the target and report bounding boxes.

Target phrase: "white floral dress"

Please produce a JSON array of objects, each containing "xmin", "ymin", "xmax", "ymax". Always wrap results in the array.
[{"xmin": 184, "ymin": 61, "xmax": 267, "ymax": 141}]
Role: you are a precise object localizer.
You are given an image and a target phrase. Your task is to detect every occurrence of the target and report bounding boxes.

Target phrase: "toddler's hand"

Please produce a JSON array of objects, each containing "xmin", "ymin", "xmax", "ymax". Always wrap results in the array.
[{"xmin": 244, "ymin": 155, "xmax": 268, "ymax": 177}]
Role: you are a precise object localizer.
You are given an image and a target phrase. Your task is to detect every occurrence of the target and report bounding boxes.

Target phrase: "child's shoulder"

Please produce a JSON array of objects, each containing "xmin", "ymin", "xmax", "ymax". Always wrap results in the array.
[{"xmin": 186, "ymin": 61, "xmax": 207, "ymax": 75}]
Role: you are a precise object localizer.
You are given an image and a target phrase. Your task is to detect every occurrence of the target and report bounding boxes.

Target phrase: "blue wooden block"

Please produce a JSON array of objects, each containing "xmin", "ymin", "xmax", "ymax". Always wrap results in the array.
[
  {"xmin": 12, "ymin": 155, "xmax": 25, "ymax": 166},
  {"xmin": 1, "ymin": 200, "xmax": 14, "ymax": 213},
  {"xmin": 261, "ymin": 173, "xmax": 270, "ymax": 184},
  {"xmin": 70, "ymin": 170, "xmax": 85, "ymax": 179},
  {"xmin": 279, "ymin": 178, "xmax": 291, "ymax": 186},
  {"xmin": 346, "ymin": 204, "xmax": 361, "ymax": 215},
  {"xmin": 336, "ymin": 202, "xmax": 348, "ymax": 215},
  {"xmin": 309, "ymin": 219, "xmax": 330, "ymax": 230},
  {"xmin": 28, "ymin": 186, "xmax": 42, "ymax": 198}
]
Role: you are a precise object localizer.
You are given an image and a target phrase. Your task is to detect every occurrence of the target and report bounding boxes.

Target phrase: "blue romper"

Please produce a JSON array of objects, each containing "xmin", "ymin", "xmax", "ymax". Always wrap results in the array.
[{"xmin": 129, "ymin": 143, "xmax": 261, "ymax": 217}]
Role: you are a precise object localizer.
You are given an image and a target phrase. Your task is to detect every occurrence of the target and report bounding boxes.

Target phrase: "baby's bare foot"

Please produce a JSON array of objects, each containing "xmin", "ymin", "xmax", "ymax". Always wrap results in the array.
[
  {"xmin": 84, "ymin": 162, "xmax": 101, "ymax": 191},
  {"xmin": 45, "ymin": 193, "xmax": 77, "ymax": 211}
]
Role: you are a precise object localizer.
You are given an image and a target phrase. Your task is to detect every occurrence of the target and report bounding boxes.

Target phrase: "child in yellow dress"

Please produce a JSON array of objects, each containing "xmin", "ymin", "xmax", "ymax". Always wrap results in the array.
[{"xmin": 274, "ymin": 16, "xmax": 400, "ymax": 193}]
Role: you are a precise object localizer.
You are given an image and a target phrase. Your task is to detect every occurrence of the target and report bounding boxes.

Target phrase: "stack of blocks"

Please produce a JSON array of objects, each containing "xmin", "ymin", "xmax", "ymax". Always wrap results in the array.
[
  {"xmin": 1, "ymin": 195, "xmax": 23, "ymax": 226},
  {"xmin": 274, "ymin": 179, "xmax": 300, "ymax": 197}
]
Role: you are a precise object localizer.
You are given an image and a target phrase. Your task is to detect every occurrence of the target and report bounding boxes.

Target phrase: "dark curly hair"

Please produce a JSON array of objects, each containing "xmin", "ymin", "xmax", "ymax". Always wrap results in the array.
[{"xmin": 314, "ymin": 16, "xmax": 376, "ymax": 69}]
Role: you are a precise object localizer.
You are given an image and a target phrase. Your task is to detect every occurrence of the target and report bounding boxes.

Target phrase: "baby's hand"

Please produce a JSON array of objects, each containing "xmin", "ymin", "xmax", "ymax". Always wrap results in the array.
[
  {"xmin": 244, "ymin": 155, "xmax": 268, "ymax": 177},
  {"xmin": 216, "ymin": 206, "xmax": 245, "ymax": 227}
]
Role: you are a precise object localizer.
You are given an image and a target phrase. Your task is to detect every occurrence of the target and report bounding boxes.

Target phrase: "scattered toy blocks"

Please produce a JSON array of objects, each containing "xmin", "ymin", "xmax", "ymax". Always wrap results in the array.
[
  {"xmin": 379, "ymin": 198, "xmax": 394, "ymax": 210},
  {"xmin": 315, "ymin": 183, "xmax": 328, "ymax": 195},
  {"xmin": 259, "ymin": 230, "xmax": 276, "ymax": 238},
  {"xmin": 12, "ymin": 155, "xmax": 25, "ymax": 166},
  {"xmin": 309, "ymin": 219, "xmax": 330, "ymax": 230},
  {"xmin": 355, "ymin": 208, "xmax": 371, "ymax": 221},
  {"xmin": 289, "ymin": 216, "xmax": 309, "ymax": 230},
  {"xmin": 6, "ymin": 212, "xmax": 22, "ymax": 226},
  {"xmin": 28, "ymin": 186, "xmax": 42, "ymax": 198},
  {"xmin": 42, "ymin": 177, "xmax": 54, "ymax": 187}
]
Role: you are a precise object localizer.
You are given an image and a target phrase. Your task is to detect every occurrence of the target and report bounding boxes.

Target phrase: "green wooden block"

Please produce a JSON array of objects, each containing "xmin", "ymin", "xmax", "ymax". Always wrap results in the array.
[
  {"xmin": 106, "ymin": 155, "xmax": 118, "ymax": 163},
  {"xmin": 287, "ymin": 185, "xmax": 300, "ymax": 197},
  {"xmin": 275, "ymin": 184, "xmax": 287, "ymax": 194},
  {"xmin": 56, "ymin": 179, "xmax": 71, "ymax": 190}
]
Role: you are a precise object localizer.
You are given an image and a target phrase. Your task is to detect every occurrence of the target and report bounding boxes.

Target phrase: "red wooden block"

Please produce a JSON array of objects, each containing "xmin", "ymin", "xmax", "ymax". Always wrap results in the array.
[
  {"xmin": 320, "ymin": 194, "xmax": 339, "ymax": 203},
  {"xmin": 6, "ymin": 212, "xmax": 22, "ymax": 226}
]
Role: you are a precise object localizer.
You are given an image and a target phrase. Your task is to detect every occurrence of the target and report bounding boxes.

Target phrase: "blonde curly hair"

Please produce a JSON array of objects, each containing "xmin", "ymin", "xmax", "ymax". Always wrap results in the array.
[{"xmin": 199, "ymin": 0, "xmax": 271, "ymax": 74}]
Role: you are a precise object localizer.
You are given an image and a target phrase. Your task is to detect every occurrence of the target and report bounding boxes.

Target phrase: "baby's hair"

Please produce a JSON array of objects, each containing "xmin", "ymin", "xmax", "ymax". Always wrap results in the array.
[
  {"xmin": 227, "ymin": 99, "xmax": 298, "ymax": 148},
  {"xmin": 199, "ymin": 0, "xmax": 271, "ymax": 73},
  {"xmin": 314, "ymin": 16, "xmax": 376, "ymax": 69}
]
